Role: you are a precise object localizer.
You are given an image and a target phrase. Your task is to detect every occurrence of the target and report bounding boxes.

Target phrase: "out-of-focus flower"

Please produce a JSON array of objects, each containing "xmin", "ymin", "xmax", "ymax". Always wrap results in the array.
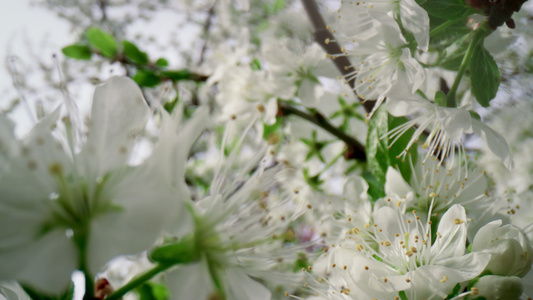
[
  {"xmin": 471, "ymin": 275, "xmax": 523, "ymax": 300},
  {"xmin": 337, "ymin": 0, "xmax": 430, "ymax": 51},
  {"xmin": 382, "ymin": 160, "xmax": 493, "ymax": 220},
  {"xmin": 0, "ymin": 77, "xmax": 184, "ymax": 294},
  {"xmin": 335, "ymin": 4, "xmax": 426, "ymax": 115},
  {"xmin": 158, "ymin": 121, "xmax": 308, "ymax": 300},
  {"xmin": 472, "ymin": 220, "xmax": 533, "ymax": 277},
  {"xmin": 262, "ymin": 40, "xmax": 335, "ymax": 107}
]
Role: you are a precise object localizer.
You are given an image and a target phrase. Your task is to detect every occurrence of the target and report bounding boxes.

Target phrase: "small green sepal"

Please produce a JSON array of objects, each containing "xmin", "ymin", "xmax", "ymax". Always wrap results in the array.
[
  {"xmin": 469, "ymin": 39, "xmax": 500, "ymax": 107},
  {"xmin": 149, "ymin": 235, "xmax": 199, "ymax": 266},
  {"xmin": 434, "ymin": 91, "xmax": 447, "ymax": 107},
  {"xmin": 468, "ymin": 111, "xmax": 481, "ymax": 121}
]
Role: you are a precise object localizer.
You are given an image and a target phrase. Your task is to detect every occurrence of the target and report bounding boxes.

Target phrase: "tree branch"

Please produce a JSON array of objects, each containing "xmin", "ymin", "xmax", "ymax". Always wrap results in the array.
[
  {"xmin": 301, "ymin": 0, "xmax": 375, "ymax": 114},
  {"xmin": 110, "ymin": 53, "xmax": 209, "ymax": 82},
  {"xmin": 278, "ymin": 100, "xmax": 366, "ymax": 161},
  {"xmin": 98, "ymin": 0, "xmax": 108, "ymax": 22},
  {"xmin": 198, "ymin": 4, "xmax": 216, "ymax": 65}
]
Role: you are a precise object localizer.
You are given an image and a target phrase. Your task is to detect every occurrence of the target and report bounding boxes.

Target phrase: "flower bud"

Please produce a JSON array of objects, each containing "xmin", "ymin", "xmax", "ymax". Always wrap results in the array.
[
  {"xmin": 472, "ymin": 220, "xmax": 533, "ymax": 277},
  {"xmin": 472, "ymin": 275, "xmax": 523, "ymax": 300}
]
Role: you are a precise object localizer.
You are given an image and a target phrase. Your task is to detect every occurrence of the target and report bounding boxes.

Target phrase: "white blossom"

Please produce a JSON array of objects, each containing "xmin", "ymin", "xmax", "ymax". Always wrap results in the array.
[
  {"xmin": 334, "ymin": 13, "xmax": 426, "ymax": 114},
  {"xmin": 0, "ymin": 77, "xmax": 181, "ymax": 294},
  {"xmin": 387, "ymin": 99, "xmax": 513, "ymax": 171},
  {"xmin": 472, "ymin": 220, "xmax": 533, "ymax": 277},
  {"xmin": 314, "ymin": 204, "xmax": 490, "ymax": 299}
]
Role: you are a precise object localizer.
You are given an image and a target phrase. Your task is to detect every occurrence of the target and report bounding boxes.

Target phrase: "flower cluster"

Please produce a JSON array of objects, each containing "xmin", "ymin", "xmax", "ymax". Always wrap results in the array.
[{"xmin": 1, "ymin": 0, "xmax": 532, "ymax": 299}]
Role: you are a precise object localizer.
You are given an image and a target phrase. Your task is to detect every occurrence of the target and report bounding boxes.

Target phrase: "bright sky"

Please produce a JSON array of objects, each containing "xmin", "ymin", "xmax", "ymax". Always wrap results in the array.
[
  {"xmin": 0, "ymin": 0, "xmax": 71, "ymax": 91},
  {"xmin": 0, "ymin": 1, "xmax": 71, "ymax": 135},
  {"xmin": 0, "ymin": 1, "xmax": 200, "ymax": 137}
]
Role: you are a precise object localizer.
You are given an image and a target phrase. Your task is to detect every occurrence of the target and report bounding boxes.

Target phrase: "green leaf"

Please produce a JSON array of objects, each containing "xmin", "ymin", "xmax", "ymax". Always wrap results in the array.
[
  {"xmin": 86, "ymin": 28, "xmax": 118, "ymax": 58},
  {"xmin": 136, "ymin": 282, "xmax": 170, "ymax": 300},
  {"xmin": 160, "ymin": 70, "xmax": 191, "ymax": 81},
  {"xmin": 250, "ymin": 58, "xmax": 262, "ymax": 70},
  {"xmin": 469, "ymin": 42, "xmax": 500, "ymax": 107},
  {"xmin": 61, "ymin": 44, "xmax": 92, "ymax": 60},
  {"xmin": 123, "ymin": 40, "xmax": 149, "ymax": 65},
  {"xmin": 362, "ymin": 171, "xmax": 385, "ymax": 202},
  {"xmin": 365, "ymin": 106, "xmax": 390, "ymax": 185},
  {"xmin": 273, "ymin": 0, "xmax": 285, "ymax": 13},
  {"xmin": 420, "ymin": 0, "xmax": 476, "ymax": 19},
  {"xmin": 437, "ymin": 32, "xmax": 470, "ymax": 71},
  {"xmin": 388, "ymin": 116, "xmax": 418, "ymax": 183},
  {"xmin": 365, "ymin": 106, "xmax": 418, "ymax": 190},
  {"xmin": 155, "ymin": 58, "xmax": 169, "ymax": 67},
  {"xmin": 133, "ymin": 70, "xmax": 160, "ymax": 87},
  {"xmin": 149, "ymin": 235, "xmax": 199, "ymax": 265}
]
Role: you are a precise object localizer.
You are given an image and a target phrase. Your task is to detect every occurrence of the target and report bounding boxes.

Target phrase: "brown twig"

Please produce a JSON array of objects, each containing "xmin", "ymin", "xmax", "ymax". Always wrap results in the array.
[
  {"xmin": 199, "ymin": 4, "xmax": 216, "ymax": 65},
  {"xmin": 301, "ymin": 0, "xmax": 375, "ymax": 114},
  {"xmin": 278, "ymin": 100, "xmax": 366, "ymax": 161},
  {"xmin": 98, "ymin": 0, "xmax": 108, "ymax": 22}
]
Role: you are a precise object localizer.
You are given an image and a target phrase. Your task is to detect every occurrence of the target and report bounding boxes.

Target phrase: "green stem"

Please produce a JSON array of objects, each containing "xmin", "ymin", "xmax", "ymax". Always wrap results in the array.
[
  {"xmin": 74, "ymin": 224, "xmax": 94, "ymax": 300},
  {"xmin": 321, "ymin": 150, "xmax": 344, "ymax": 173},
  {"xmin": 207, "ymin": 262, "xmax": 226, "ymax": 300},
  {"xmin": 106, "ymin": 264, "xmax": 172, "ymax": 300},
  {"xmin": 430, "ymin": 19, "xmax": 456, "ymax": 37},
  {"xmin": 446, "ymin": 24, "xmax": 489, "ymax": 107}
]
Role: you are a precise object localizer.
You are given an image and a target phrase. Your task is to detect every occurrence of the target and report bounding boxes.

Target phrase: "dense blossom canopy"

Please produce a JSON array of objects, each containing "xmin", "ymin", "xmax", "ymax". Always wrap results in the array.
[{"xmin": 0, "ymin": 0, "xmax": 532, "ymax": 299}]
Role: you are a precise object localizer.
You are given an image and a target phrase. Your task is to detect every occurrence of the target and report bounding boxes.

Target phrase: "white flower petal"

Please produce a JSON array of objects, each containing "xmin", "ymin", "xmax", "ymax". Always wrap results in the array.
[
  {"xmin": 149, "ymin": 107, "xmax": 209, "ymax": 191},
  {"xmin": 387, "ymin": 97, "xmax": 426, "ymax": 117},
  {"xmin": 83, "ymin": 77, "xmax": 150, "ymax": 177},
  {"xmin": 0, "ymin": 281, "xmax": 31, "ymax": 300},
  {"xmin": 385, "ymin": 167, "xmax": 413, "ymax": 199},
  {"xmin": 437, "ymin": 107, "xmax": 473, "ymax": 142},
  {"xmin": 87, "ymin": 166, "xmax": 179, "ymax": 272},
  {"xmin": 0, "ymin": 229, "xmax": 77, "ymax": 295},
  {"xmin": 436, "ymin": 252, "xmax": 490, "ymax": 279},
  {"xmin": 166, "ymin": 260, "xmax": 214, "ymax": 300},
  {"xmin": 400, "ymin": 0, "xmax": 430, "ymax": 51},
  {"xmin": 471, "ymin": 118, "xmax": 513, "ymax": 169},
  {"xmin": 405, "ymin": 265, "xmax": 475, "ymax": 299},
  {"xmin": 374, "ymin": 206, "xmax": 407, "ymax": 243},
  {"xmin": 472, "ymin": 221, "xmax": 533, "ymax": 276},
  {"xmin": 431, "ymin": 204, "xmax": 467, "ymax": 259},
  {"xmin": 224, "ymin": 268, "xmax": 271, "ymax": 300},
  {"xmin": 298, "ymin": 79, "xmax": 322, "ymax": 108},
  {"xmin": 475, "ymin": 275, "xmax": 523, "ymax": 300},
  {"xmin": 401, "ymin": 48, "xmax": 426, "ymax": 94}
]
